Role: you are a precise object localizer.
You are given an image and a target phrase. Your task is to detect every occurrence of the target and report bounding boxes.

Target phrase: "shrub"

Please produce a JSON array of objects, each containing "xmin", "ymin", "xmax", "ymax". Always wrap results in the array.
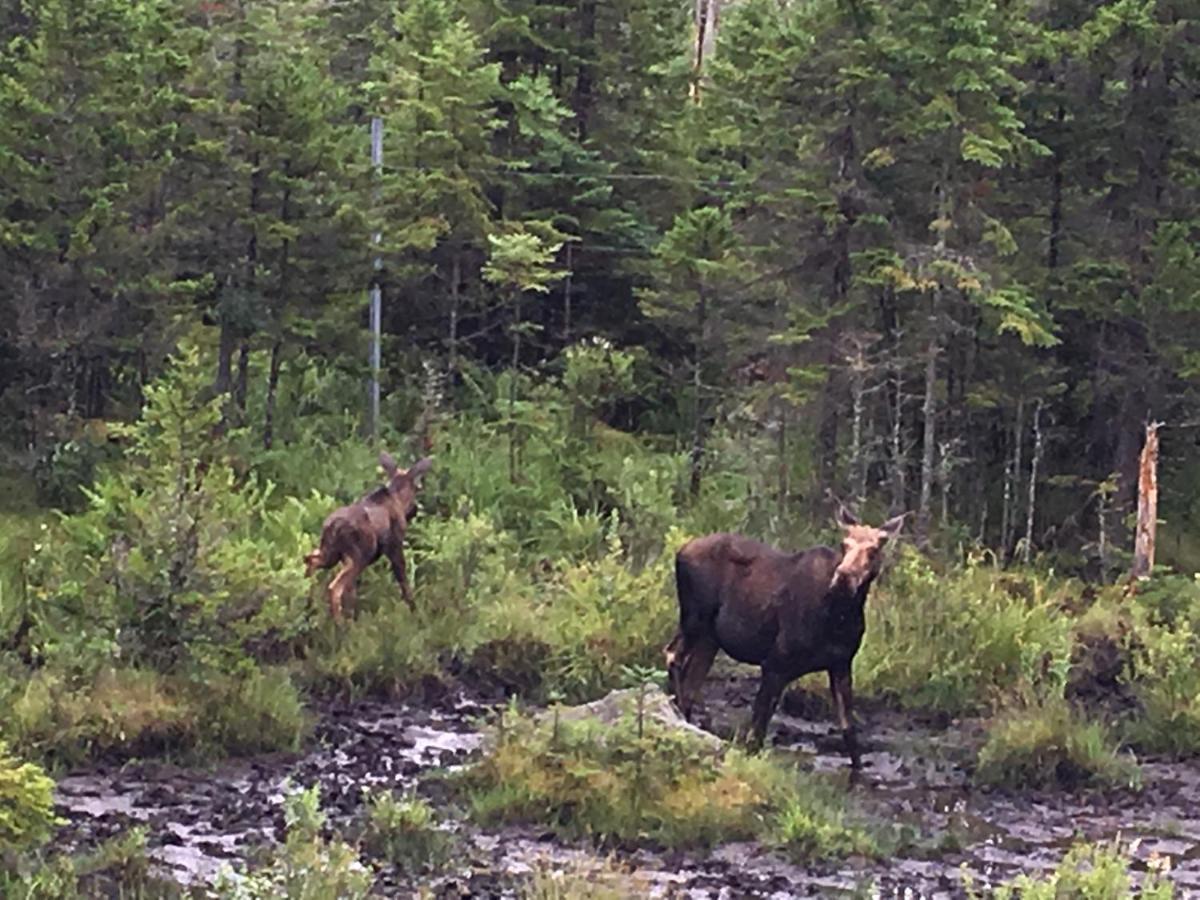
[
  {"xmin": 974, "ymin": 700, "xmax": 1140, "ymax": 791},
  {"xmin": 213, "ymin": 783, "xmax": 372, "ymax": 900},
  {"xmin": 465, "ymin": 698, "xmax": 871, "ymax": 855},
  {"xmin": 358, "ymin": 790, "xmax": 450, "ymax": 873},
  {"xmin": 855, "ymin": 549, "xmax": 1074, "ymax": 714},
  {"xmin": 0, "ymin": 829, "xmax": 181, "ymax": 900},
  {"xmin": 964, "ymin": 839, "xmax": 1174, "ymax": 899},
  {"xmin": 0, "ymin": 741, "xmax": 59, "ymax": 856},
  {"xmin": 1123, "ymin": 616, "xmax": 1200, "ymax": 757},
  {"xmin": 200, "ymin": 666, "xmax": 310, "ymax": 756}
]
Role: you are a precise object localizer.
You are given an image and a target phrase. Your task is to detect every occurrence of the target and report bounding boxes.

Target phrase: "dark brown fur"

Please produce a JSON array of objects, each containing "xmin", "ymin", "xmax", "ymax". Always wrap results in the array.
[
  {"xmin": 304, "ymin": 454, "xmax": 433, "ymax": 622},
  {"xmin": 665, "ymin": 507, "xmax": 904, "ymax": 766}
]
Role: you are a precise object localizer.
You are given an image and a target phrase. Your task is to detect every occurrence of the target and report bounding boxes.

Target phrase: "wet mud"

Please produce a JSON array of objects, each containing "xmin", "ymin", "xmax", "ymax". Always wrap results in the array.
[{"xmin": 54, "ymin": 668, "xmax": 1200, "ymax": 898}]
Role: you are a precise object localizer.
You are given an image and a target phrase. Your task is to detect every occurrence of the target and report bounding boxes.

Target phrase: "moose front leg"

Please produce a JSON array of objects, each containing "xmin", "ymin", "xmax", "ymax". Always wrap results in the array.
[
  {"xmin": 829, "ymin": 664, "xmax": 862, "ymax": 768},
  {"xmin": 386, "ymin": 545, "xmax": 415, "ymax": 611},
  {"xmin": 747, "ymin": 669, "xmax": 788, "ymax": 752}
]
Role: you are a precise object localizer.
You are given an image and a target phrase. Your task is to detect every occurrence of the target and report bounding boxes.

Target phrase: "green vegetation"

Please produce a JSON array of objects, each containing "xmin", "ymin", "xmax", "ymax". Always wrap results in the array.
[
  {"xmin": 964, "ymin": 840, "xmax": 1174, "ymax": 899},
  {"xmin": 465, "ymin": 700, "xmax": 875, "ymax": 855},
  {"xmin": 358, "ymin": 790, "xmax": 451, "ymax": 875},
  {"xmin": 520, "ymin": 857, "xmax": 648, "ymax": 900},
  {"xmin": 0, "ymin": 829, "xmax": 184, "ymax": 900},
  {"xmin": 213, "ymin": 784, "xmax": 372, "ymax": 900},
  {"xmin": 974, "ymin": 700, "xmax": 1140, "ymax": 791},
  {"xmin": 0, "ymin": 742, "xmax": 59, "ymax": 855}
]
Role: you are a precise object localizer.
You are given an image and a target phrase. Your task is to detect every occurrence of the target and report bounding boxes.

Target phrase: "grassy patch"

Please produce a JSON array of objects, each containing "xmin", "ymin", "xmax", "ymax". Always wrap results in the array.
[
  {"xmin": 358, "ymin": 789, "xmax": 451, "ymax": 874},
  {"xmin": 0, "ymin": 828, "xmax": 185, "ymax": 900},
  {"xmin": 520, "ymin": 855, "xmax": 650, "ymax": 900},
  {"xmin": 213, "ymin": 783, "xmax": 372, "ymax": 900},
  {"xmin": 974, "ymin": 700, "xmax": 1140, "ymax": 791},
  {"xmin": 856, "ymin": 549, "xmax": 1074, "ymax": 715},
  {"xmin": 464, "ymin": 698, "xmax": 874, "ymax": 855},
  {"xmin": 964, "ymin": 839, "xmax": 1174, "ymax": 898}
]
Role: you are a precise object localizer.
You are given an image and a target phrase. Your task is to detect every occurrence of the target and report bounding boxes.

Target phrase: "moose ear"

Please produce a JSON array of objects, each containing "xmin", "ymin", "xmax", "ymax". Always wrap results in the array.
[
  {"xmin": 835, "ymin": 504, "xmax": 860, "ymax": 529},
  {"xmin": 408, "ymin": 456, "xmax": 434, "ymax": 486},
  {"xmin": 879, "ymin": 512, "xmax": 908, "ymax": 538},
  {"xmin": 379, "ymin": 452, "xmax": 399, "ymax": 478}
]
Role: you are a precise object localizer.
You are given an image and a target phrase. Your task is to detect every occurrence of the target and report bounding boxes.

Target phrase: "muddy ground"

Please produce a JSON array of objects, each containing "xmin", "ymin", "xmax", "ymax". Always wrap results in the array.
[{"xmin": 54, "ymin": 665, "xmax": 1200, "ymax": 898}]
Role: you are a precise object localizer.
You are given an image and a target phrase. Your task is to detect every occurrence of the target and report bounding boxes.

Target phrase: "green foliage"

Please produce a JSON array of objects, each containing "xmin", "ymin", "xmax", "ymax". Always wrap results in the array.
[
  {"xmin": 358, "ymin": 789, "xmax": 450, "ymax": 873},
  {"xmin": 964, "ymin": 840, "xmax": 1174, "ymax": 899},
  {"xmin": 520, "ymin": 856, "xmax": 649, "ymax": 900},
  {"xmin": 0, "ymin": 741, "xmax": 59, "ymax": 856},
  {"xmin": 214, "ymin": 784, "xmax": 372, "ymax": 900},
  {"xmin": 974, "ymin": 700, "xmax": 1140, "ymax": 791},
  {"xmin": 0, "ymin": 829, "xmax": 182, "ymax": 900},
  {"xmin": 465, "ymin": 702, "xmax": 872, "ymax": 855},
  {"xmin": 855, "ymin": 549, "xmax": 1074, "ymax": 714}
]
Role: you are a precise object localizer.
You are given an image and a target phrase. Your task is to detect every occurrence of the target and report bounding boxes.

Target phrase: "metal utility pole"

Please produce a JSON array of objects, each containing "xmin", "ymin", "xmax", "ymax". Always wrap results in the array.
[{"xmin": 368, "ymin": 116, "xmax": 383, "ymax": 439}]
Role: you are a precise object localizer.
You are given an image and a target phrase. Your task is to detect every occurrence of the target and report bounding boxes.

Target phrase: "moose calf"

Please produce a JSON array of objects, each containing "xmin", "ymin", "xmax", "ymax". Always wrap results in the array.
[
  {"xmin": 304, "ymin": 453, "xmax": 432, "ymax": 622},
  {"xmin": 665, "ymin": 506, "xmax": 904, "ymax": 766}
]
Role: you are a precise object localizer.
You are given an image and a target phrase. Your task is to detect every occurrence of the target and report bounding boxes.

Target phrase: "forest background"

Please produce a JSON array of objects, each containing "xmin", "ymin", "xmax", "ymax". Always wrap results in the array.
[{"xmin": 1, "ymin": 0, "xmax": 1200, "ymax": 783}]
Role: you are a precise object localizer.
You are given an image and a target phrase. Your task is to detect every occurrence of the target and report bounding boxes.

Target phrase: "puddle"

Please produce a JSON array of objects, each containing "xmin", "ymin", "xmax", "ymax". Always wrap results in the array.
[{"xmin": 53, "ymin": 675, "xmax": 1200, "ymax": 896}]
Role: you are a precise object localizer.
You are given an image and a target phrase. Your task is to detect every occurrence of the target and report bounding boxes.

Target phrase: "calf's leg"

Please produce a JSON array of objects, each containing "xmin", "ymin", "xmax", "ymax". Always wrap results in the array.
[
  {"xmin": 386, "ymin": 544, "xmax": 415, "ymax": 611},
  {"xmin": 829, "ymin": 663, "xmax": 861, "ymax": 768}
]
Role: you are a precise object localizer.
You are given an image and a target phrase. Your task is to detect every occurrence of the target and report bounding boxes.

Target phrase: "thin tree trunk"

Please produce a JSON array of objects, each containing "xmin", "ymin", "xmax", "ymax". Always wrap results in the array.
[
  {"xmin": 263, "ymin": 340, "xmax": 282, "ymax": 451},
  {"xmin": 890, "ymin": 361, "xmax": 905, "ymax": 512},
  {"xmin": 1097, "ymin": 484, "xmax": 1110, "ymax": 581},
  {"xmin": 1021, "ymin": 399, "xmax": 1044, "ymax": 566},
  {"xmin": 1132, "ymin": 422, "xmax": 1161, "ymax": 579},
  {"xmin": 215, "ymin": 319, "xmax": 236, "ymax": 395},
  {"xmin": 509, "ymin": 291, "xmax": 522, "ymax": 484},
  {"xmin": 234, "ymin": 342, "xmax": 250, "ymax": 414},
  {"xmin": 777, "ymin": 400, "xmax": 789, "ymax": 516},
  {"xmin": 689, "ymin": 282, "xmax": 708, "ymax": 497},
  {"xmin": 449, "ymin": 252, "xmax": 461, "ymax": 374},
  {"xmin": 563, "ymin": 242, "xmax": 574, "ymax": 343},
  {"xmin": 1002, "ymin": 396, "xmax": 1025, "ymax": 558},
  {"xmin": 1048, "ymin": 106, "xmax": 1065, "ymax": 272},
  {"xmin": 918, "ymin": 315, "xmax": 938, "ymax": 539},
  {"xmin": 849, "ymin": 365, "xmax": 865, "ymax": 505}
]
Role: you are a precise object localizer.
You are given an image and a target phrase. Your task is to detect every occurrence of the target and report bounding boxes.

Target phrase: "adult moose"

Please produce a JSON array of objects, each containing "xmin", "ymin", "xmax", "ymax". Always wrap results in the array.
[
  {"xmin": 304, "ymin": 454, "xmax": 433, "ymax": 622},
  {"xmin": 665, "ymin": 505, "xmax": 905, "ymax": 766}
]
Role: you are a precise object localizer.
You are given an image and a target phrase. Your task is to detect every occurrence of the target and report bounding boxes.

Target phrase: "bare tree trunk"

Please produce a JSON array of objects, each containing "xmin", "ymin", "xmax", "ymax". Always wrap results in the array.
[
  {"xmin": 263, "ymin": 340, "xmax": 282, "ymax": 451},
  {"xmin": 849, "ymin": 368, "xmax": 866, "ymax": 505},
  {"xmin": 777, "ymin": 399, "xmax": 789, "ymax": 516},
  {"xmin": 1132, "ymin": 422, "xmax": 1161, "ymax": 579},
  {"xmin": 918, "ymin": 312, "xmax": 938, "ymax": 539},
  {"xmin": 449, "ymin": 253, "xmax": 461, "ymax": 374},
  {"xmin": 889, "ymin": 363, "xmax": 905, "ymax": 511},
  {"xmin": 1097, "ymin": 482, "xmax": 1110, "ymax": 581},
  {"xmin": 1001, "ymin": 396, "xmax": 1025, "ymax": 559},
  {"xmin": 1021, "ymin": 399, "xmax": 1044, "ymax": 566},
  {"xmin": 509, "ymin": 291, "xmax": 522, "ymax": 484},
  {"xmin": 689, "ymin": 282, "xmax": 709, "ymax": 497},
  {"xmin": 233, "ymin": 342, "xmax": 250, "ymax": 414},
  {"xmin": 563, "ymin": 242, "xmax": 574, "ymax": 343}
]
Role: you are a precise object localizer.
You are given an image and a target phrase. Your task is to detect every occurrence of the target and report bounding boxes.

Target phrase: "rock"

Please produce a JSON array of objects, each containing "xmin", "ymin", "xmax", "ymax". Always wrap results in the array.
[{"xmin": 541, "ymin": 686, "xmax": 723, "ymax": 750}]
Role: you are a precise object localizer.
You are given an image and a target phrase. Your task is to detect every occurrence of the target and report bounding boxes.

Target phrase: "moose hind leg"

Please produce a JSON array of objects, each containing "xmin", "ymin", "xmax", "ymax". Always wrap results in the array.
[
  {"xmin": 829, "ymin": 664, "xmax": 861, "ymax": 768},
  {"xmin": 386, "ymin": 545, "xmax": 415, "ymax": 611},
  {"xmin": 676, "ymin": 637, "xmax": 718, "ymax": 721},
  {"xmin": 326, "ymin": 563, "xmax": 352, "ymax": 622},
  {"xmin": 747, "ymin": 669, "xmax": 788, "ymax": 752}
]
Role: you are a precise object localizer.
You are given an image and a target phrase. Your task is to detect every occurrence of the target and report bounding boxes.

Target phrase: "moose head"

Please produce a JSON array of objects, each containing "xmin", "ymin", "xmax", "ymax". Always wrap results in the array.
[{"xmin": 830, "ymin": 505, "xmax": 906, "ymax": 595}]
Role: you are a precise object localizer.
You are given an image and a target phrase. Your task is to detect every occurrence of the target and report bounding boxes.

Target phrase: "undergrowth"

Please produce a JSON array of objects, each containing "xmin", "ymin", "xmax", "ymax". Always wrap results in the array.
[
  {"xmin": 463, "ymin": 695, "xmax": 875, "ymax": 855},
  {"xmin": 963, "ymin": 839, "xmax": 1174, "ymax": 898},
  {"xmin": 974, "ymin": 699, "xmax": 1140, "ymax": 791}
]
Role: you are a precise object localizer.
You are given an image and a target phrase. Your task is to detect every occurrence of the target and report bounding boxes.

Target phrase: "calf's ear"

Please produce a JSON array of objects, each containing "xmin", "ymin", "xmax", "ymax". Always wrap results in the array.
[
  {"xmin": 408, "ymin": 456, "xmax": 434, "ymax": 487},
  {"xmin": 379, "ymin": 452, "xmax": 399, "ymax": 478},
  {"xmin": 879, "ymin": 512, "xmax": 908, "ymax": 538}
]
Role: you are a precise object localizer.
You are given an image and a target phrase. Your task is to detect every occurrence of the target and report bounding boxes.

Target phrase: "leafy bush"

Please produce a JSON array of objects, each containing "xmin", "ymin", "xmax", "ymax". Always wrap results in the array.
[
  {"xmin": 1123, "ymin": 617, "xmax": 1200, "ymax": 757},
  {"xmin": 964, "ymin": 839, "xmax": 1174, "ymax": 899},
  {"xmin": 856, "ymin": 549, "xmax": 1074, "ymax": 714},
  {"xmin": 465, "ymin": 698, "xmax": 872, "ymax": 855},
  {"xmin": 974, "ymin": 700, "xmax": 1140, "ymax": 791},
  {"xmin": 0, "ymin": 829, "xmax": 181, "ymax": 899},
  {"xmin": 521, "ymin": 855, "xmax": 649, "ymax": 900},
  {"xmin": 214, "ymin": 783, "xmax": 372, "ymax": 900},
  {"xmin": 0, "ymin": 741, "xmax": 59, "ymax": 856},
  {"xmin": 24, "ymin": 346, "xmax": 320, "ymax": 677},
  {"xmin": 201, "ymin": 666, "xmax": 310, "ymax": 756},
  {"xmin": 358, "ymin": 789, "xmax": 450, "ymax": 873}
]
